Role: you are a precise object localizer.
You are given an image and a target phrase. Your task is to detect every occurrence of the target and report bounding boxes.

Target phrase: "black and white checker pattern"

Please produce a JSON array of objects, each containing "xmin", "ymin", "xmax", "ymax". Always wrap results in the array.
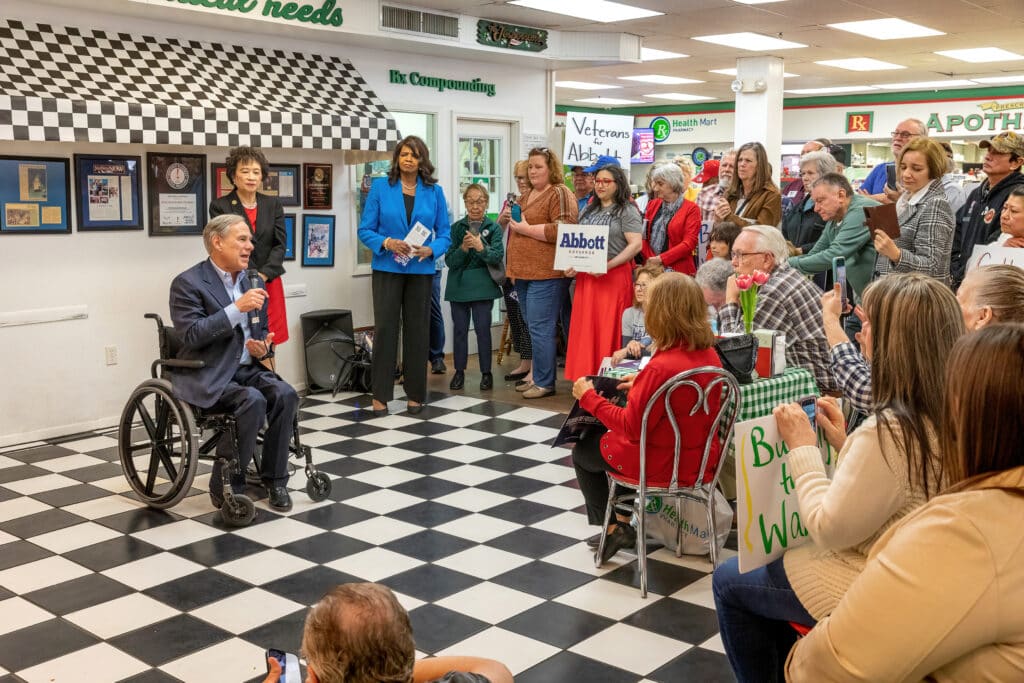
[
  {"xmin": 0, "ymin": 388, "xmax": 737, "ymax": 682},
  {"xmin": 0, "ymin": 19, "xmax": 401, "ymax": 151}
]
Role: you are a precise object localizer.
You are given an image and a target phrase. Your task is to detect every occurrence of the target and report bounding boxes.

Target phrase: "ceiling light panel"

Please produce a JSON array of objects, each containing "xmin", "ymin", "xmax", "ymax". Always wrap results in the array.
[
  {"xmin": 709, "ymin": 68, "xmax": 798, "ymax": 77},
  {"xmin": 827, "ymin": 18, "xmax": 944, "ymax": 40},
  {"xmin": 509, "ymin": 0, "xmax": 661, "ymax": 23},
  {"xmin": 972, "ymin": 74, "xmax": 1024, "ymax": 84},
  {"xmin": 644, "ymin": 92, "xmax": 715, "ymax": 101},
  {"xmin": 575, "ymin": 97, "xmax": 645, "ymax": 105},
  {"xmin": 785, "ymin": 86, "xmax": 880, "ymax": 94},
  {"xmin": 555, "ymin": 81, "xmax": 620, "ymax": 90},
  {"xmin": 871, "ymin": 79, "xmax": 975, "ymax": 89},
  {"xmin": 815, "ymin": 58, "xmax": 906, "ymax": 71},
  {"xmin": 618, "ymin": 75, "xmax": 704, "ymax": 84},
  {"xmin": 935, "ymin": 48, "xmax": 1024, "ymax": 63},
  {"xmin": 732, "ymin": 0, "xmax": 785, "ymax": 4},
  {"xmin": 641, "ymin": 47, "xmax": 689, "ymax": 61},
  {"xmin": 693, "ymin": 33, "xmax": 807, "ymax": 51}
]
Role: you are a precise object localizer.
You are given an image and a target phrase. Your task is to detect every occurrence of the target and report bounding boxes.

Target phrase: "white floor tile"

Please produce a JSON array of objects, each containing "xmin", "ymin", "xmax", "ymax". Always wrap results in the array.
[
  {"xmin": 65, "ymin": 494, "xmax": 143, "ymax": 519},
  {"xmin": 509, "ymin": 443, "xmax": 570, "ymax": 462},
  {"xmin": 297, "ymin": 431, "xmax": 347, "ymax": 448},
  {"xmin": 89, "ymin": 475, "xmax": 135, "ymax": 494},
  {"xmin": 700, "ymin": 633, "xmax": 725, "ymax": 654},
  {"xmin": 298, "ymin": 402, "xmax": 352, "ymax": 416},
  {"xmin": 434, "ymin": 427, "xmax": 493, "ymax": 444},
  {"xmin": 517, "ymin": 463, "xmax": 576, "ymax": 485},
  {"xmin": 647, "ymin": 546, "xmax": 718, "ymax": 573},
  {"xmin": 570, "ymin": 623, "xmax": 691, "ymax": 675},
  {"xmin": 161, "ymin": 637, "xmax": 268, "ymax": 683},
  {"xmin": 391, "ymin": 590, "xmax": 426, "ymax": 614},
  {"xmin": 344, "ymin": 489, "xmax": 425, "ymax": 513},
  {"xmin": 434, "ymin": 545, "xmax": 532, "ymax": 580},
  {"xmin": 0, "ymin": 442, "xmax": 44, "ymax": 455},
  {"xmin": 32, "ymin": 453, "xmax": 108, "ymax": 472},
  {"xmin": 358, "ymin": 429, "xmax": 420, "ymax": 446},
  {"xmin": 428, "ymin": 395, "xmax": 486, "ymax": 411},
  {"xmin": 504, "ymin": 424, "xmax": 560, "ymax": 443},
  {"xmin": 102, "ymin": 552, "xmax": 204, "ymax": 591},
  {"xmin": 430, "ymin": 411, "xmax": 490, "ymax": 428},
  {"xmin": 0, "ymin": 596, "xmax": 54, "ymax": 636},
  {"xmin": 668, "ymin": 573, "xmax": 716, "ymax": 610},
  {"xmin": 436, "ymin": 582, "xmax": 544, "ymax": 623},
  {"xmin": 27, "ymin": 521, "xmax": 123, "ymax": 554},
  {"xmin": 434, "ymin": 513, "xmax": 523, "ymax": 543},
  {"xmin": 554, "ymin": 578, "xmax": 660, "ymax": 620},
  {"xmin": 231, "ymin": 517, "xmax": 323, "ymax": 547},
  {"xmin": 335, "ymin": 516, "xmax": 425, "ymax": 544},
  {"xmin": 0, "ymin": 497, "xmax": 51, "ymax": 523},
  {"xmin": 0, "ymin": 529, "xmax": 17, "ymax": 546},
  {"xmin": 215, "ymin": 549, "xmax": 315, "ymax": 586},
  {"xmin": 433, "ymin": 487, "xmax": 513, "ymax": 512},
  {"xmin": 131, "ymin": 519, "xmax": 223, "ymax": 549},
  {"xmin": 17, "ymin": 643, "xmax": 149, "ymax": 683},
  {"xmin": 435, "ymin": 464, "xmax": 503, "ymax": 487},
  {"xmin": 326, "ymin": 547, "xmax": 424, "ymax": 581},
  {"xmin": 191, "ymin": 588, "xmax": 304, "ymax": 634},
  {"xmin": 496, "ymin": 406, "xmax": 560, "ymax": 424},
  {"xmin": 65, "ymin": 593, "xmax": 180, "ymax": 639},
  {"xmin": 435, "ymin": 627, "xmax": 559, "ymax": 675},
  {"xmin": 350, "ymin": 446, "xmax": 422, "ymax": 466},
  {"xmin": 428, "ymin": 445, "xmax": 498, "ymax": 464},
  {"xmin": 363, "ymin": 414, "xmax": 420, "ymax": 430},
  {"xmin": 0, "ymin": 455, "xmax": 21, "ymax": 468},
  {"xmin": 0, "ymin": 556, "xmax": 92, "ymax": 594},
  {"xmin": 348, "ymin": 465, "xmax": 424, "ymax": 488},
  {"xmin": 297, "ymin": 416, "xmax": 352, "ymax": 431},
  {"xmin": 58, "ymin": 435, "xmax": 119, "ymax": 452},
  {"xmin": 530, "ymin": 511, "xmax": 592, "ymax": 542}
]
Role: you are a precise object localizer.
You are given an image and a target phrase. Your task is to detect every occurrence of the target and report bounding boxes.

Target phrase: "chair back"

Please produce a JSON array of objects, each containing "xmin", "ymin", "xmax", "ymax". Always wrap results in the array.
[{"xmin": 637, "ymin": 366, "xmax": 741, "ymax": 493}]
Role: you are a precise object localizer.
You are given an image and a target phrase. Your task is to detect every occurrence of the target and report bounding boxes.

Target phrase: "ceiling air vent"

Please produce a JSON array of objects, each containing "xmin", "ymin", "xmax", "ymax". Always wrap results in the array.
[{"xmin": 381, "ymin": 4, "xmax": 459, "ymax": 39}]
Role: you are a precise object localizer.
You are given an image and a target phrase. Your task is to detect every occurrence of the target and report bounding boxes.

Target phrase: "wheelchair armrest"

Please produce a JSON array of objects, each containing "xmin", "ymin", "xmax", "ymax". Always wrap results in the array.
[{"xmin": 152, "ymin": 358, "xmax": 205, "ymax": 378}]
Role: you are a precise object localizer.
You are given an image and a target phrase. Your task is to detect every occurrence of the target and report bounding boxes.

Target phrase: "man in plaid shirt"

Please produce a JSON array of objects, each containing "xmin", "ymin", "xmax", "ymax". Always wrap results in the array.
[
  {"xmin": 720, "ymin": 225, "xmax": 838, "ymax": 393},
  {"xmin": 696, "ymin": 150, "xmax": 736, "ymax": 263}
]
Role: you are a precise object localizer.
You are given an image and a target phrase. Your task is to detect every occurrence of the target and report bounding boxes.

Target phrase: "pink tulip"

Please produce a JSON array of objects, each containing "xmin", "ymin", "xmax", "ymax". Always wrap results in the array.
[
  {"xmin": 752, "ymin": 270, "xmax": 770, "ymax": 286},
  {"xmin": 736, "ymin": 274, "xmax": 753, "ymax": 291}
]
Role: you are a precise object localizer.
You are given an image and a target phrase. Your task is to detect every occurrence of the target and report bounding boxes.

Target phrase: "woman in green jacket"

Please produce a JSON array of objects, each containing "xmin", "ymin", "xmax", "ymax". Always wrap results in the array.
[{"xmin": 445, "ymin": 183, "xmax": 504, "ymax": 391}]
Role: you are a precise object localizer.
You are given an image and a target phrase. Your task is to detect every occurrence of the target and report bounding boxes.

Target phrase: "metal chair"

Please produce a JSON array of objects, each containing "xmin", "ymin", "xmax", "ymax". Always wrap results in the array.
[{"xmin": 595, "ymin": 366, "xmax": 741, "ymax": 597}]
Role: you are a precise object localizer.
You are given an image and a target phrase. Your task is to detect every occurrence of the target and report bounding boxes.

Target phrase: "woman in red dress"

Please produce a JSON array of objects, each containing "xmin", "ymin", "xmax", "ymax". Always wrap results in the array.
[{"xmin": 210, "ymin": 147, "xmax": 289, "ymax": 349}]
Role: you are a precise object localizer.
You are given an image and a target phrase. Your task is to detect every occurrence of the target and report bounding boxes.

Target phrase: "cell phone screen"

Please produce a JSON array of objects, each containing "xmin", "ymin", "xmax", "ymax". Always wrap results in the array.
[
  {"xmin": 268, "ymin": 649, "xmax": 300, "ymax": 683},
  {"xmin": 836, "ymin": 264, "xmax": 848, "ymax": 309},
  {"xmin": 799, "ymin": 397, "xmax": 817, "ymax": 427},
  {"xmin": 885, "ymin": 163, "xmax": 897, "ymax": 190}
]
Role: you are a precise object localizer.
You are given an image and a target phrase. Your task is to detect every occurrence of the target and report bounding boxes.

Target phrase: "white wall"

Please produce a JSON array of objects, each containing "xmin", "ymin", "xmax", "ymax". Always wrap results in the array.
[{"xmin": 0, "ymin": 4, "xmax": 550, "ymax": 446}]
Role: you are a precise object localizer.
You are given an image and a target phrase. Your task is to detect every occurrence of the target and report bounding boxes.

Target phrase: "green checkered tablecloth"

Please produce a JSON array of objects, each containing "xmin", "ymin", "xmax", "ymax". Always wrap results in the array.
[{"xmin": 738, "ymin": 367, "xmax": 820, "ymax": 422}]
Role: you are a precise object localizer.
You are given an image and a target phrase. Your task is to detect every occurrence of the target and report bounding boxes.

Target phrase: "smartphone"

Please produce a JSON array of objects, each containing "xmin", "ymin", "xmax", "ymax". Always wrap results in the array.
[
  {"xmin": 832, "ymin": 256, "xmax": 848, "ymax": 311},
  {"xmin": 885, "ymin": 163, "xmax": 897, "ymax": 191},
  {"xmin": 510, "ymin": 203, "xmax": 522, "ymax": 222},
  {"xmin": 798, "ymin": 396, "xmax": 817, "ymax": 427},
  {"xmin": 267, "ymin": 648, "xmax": 301, "ymax": 683}
]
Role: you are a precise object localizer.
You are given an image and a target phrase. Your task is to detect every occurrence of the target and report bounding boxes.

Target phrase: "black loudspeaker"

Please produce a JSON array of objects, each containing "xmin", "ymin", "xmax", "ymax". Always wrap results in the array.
[{"xmin": 301, "ymin": 309, "xmax": 354, "ymax": 393}]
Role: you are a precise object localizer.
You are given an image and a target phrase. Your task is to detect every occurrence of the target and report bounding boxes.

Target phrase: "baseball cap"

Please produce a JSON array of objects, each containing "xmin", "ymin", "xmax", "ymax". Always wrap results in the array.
[
  {"xmin": 693, "ymin": 159, "xmax": 720, "ymax": 183},
  {"xmin": 979, "ymin": 131, "xmax": 1024, "ymax": 157},
  {"xmin": 582, "ymin": 155, "xmax": 621, "ymax": 173}
]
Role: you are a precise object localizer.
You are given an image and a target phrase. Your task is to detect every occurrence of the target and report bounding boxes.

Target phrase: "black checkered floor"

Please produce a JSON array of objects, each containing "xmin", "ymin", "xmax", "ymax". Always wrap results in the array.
[{"xmin": 0, "ymin": 389, "xmax": 736, "ymax": 683}]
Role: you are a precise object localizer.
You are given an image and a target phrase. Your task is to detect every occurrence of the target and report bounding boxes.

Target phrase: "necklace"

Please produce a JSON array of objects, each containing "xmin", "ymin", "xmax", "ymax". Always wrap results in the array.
[{"xmin": 239, "ymin": 194, "xmax": 258, "ymax": 209}]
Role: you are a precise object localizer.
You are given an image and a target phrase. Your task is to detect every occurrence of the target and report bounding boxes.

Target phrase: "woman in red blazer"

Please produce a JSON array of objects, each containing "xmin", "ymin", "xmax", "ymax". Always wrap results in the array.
[
  {"xmin": 571, "ymin": 272, "xmax": 723, "ymax": 565},
  {"xmin": 641, "ymin": 162, "xmax": 701, "ymax": 275}
]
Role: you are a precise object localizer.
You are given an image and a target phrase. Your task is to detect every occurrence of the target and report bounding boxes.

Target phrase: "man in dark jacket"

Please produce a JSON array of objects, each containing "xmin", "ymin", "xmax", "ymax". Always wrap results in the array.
[{"xmin": 951, "ymin": 131, "xmax": 1024, "ymax": 288}]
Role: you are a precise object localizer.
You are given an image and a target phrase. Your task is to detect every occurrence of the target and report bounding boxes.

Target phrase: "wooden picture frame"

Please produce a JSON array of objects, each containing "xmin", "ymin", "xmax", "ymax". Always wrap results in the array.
[{"xmin": 303, "ymin": 162, "xmax": 333, "ymax": 210}]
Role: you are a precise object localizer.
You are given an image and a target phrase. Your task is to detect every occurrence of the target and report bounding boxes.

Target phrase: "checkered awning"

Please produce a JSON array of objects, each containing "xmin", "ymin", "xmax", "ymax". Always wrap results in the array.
[{"xmin": 0, "ymin": 19, "xmax": 401, "ymax": 161}]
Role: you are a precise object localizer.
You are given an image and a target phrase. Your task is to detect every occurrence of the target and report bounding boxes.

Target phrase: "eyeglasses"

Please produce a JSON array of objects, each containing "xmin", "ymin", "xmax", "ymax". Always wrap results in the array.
[
  {"xmin": 594, "ymin": 178, "xmax": 615, "ymax": 186},
  {"xmin": 731, "ymin": 251, "xmax": 767, "ymax": 261},
  {"xmin": 890, "ymin": 130, "xmax": 917, "ymax": 140},
  {"xmin": 514, "ymin": 176, "xmax": 526, "ymax": 181},
  {"xmin": 634, "ymin": 283, "xmax": 648, "ymax": 290},
  {"xmin": 529, "ymin": 147, "xmax": 552, "ymax": 157}
]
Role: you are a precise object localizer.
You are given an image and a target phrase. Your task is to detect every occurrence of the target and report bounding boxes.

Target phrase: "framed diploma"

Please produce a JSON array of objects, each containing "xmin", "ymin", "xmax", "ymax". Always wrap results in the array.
[
  {"xmin": 284, "ymin": 213, "xmax": 296, "ymax": 261},
  {"xmin": 302, "ymin": 214, "xmax": 335, "ymax": 267},
  {"xmin": 74, "ymin": 155, "xmax": 142, "ymax": 231},
  {"xmin": 264, "ymin": 164, "xmax": 301, "ymax": 207},
  {"xmin": 303, "ymin": 163, "xmax": 333, "ymax": 210},
  {"xmin": 211, "ymin": 163, "xmax": 233, "ymax": 200},
  {"xmin": 0, "ymin": 156, "xmax": 71, "ymax": 235},
  {"xmin": 147, "ymin": 153, "xmax": 207, "ymax": 236}
]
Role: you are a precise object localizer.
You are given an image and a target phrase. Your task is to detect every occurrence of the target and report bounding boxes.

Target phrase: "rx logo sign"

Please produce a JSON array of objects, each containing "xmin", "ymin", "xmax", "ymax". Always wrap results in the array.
[{"xmin": 650, "ymin": 116, "xmax": 671, "ymax": 143}]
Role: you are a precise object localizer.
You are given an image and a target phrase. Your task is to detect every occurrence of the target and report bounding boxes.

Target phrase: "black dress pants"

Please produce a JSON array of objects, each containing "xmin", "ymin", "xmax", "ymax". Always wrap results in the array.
[
  {"xmin": 371, "ymin": 270, "xmax": 433, "ymax": 403},
  {"xmin": 571, "ymin": 426, "xmax": 633, "ymax": 526}
]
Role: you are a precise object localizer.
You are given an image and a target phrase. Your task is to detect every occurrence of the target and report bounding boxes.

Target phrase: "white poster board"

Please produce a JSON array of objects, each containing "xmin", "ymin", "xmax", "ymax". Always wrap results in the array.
[
  {"xmin": 553, "ymin": 224, "xmax": 609, "ymax": 273},
  {"xmin": 967, "ymin": 243, "xmax": 1024, "ymax": 273},
  {"xmin": 734, "ymin": 413, "xmax": 837, "ymax": 573},
  {"xmin": 562, "ymin": 111, "xmax": 633, "ymax": 169}
]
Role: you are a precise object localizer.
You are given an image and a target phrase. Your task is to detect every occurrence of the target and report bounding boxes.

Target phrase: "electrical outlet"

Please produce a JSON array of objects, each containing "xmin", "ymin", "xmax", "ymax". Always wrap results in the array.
[{"xmin": 105, "ymin": 345, "xmax": 118, "ymax": 366}]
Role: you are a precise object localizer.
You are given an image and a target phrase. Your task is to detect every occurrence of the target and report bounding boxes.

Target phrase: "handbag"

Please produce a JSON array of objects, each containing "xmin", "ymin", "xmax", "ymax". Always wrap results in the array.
[
  {"xmin": 714, "ymin": 334, "xmax": 759, "ymax": 384},
  {"xmin": 485, "ymin": 259, "xmax": 506, "ymax": 287}
]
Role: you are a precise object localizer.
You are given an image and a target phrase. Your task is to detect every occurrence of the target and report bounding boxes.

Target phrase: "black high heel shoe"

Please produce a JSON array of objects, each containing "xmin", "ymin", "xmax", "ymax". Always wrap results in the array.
[
  {"xmin": 504, "ymin": 370, "xmax": 529, "ymax": 381},
  {"xmin": 597, "ymin": 524, "xmax": 637, "ymax": 565}
]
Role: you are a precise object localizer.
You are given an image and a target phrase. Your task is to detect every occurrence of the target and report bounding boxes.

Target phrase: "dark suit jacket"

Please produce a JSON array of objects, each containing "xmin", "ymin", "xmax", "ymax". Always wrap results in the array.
[
  {"xmin": 209, "ymin": 191, "xmax": 287, "ymax": 281},
  {"xmin": 169, "ymin": 259, "xmax": 270, "ymax": 408}
]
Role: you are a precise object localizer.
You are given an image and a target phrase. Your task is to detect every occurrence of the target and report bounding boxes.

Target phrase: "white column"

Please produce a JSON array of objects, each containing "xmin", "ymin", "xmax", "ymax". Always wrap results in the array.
[{"xmin": 733, "ymin": 56, "xmax": 785, "ymax": 185}]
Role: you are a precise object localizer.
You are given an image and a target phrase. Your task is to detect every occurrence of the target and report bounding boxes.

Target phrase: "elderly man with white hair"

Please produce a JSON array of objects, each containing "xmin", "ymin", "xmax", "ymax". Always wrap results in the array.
[{"xmin": 720, "ymin": 225, "xmax": 837, "ymax": 393}]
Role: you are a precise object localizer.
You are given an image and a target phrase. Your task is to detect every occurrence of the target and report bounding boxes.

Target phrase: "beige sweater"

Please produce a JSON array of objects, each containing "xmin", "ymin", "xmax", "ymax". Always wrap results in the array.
[
  {"xmin": 786, "ymin": 466, "xmax": 1024, "ymax": 682},
  {"xmin": 782, "ymin": 413, "xmax": 943, "ymax": 620},
  {"xmin": 505, "ymin": 183, "xmax": 578, "ymax": 281}
]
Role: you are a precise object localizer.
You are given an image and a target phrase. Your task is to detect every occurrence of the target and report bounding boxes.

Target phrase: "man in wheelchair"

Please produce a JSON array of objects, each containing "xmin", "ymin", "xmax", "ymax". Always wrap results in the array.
[{"xmin": 169, "ymin": 214, "xmax": 298, "ymax": 513}]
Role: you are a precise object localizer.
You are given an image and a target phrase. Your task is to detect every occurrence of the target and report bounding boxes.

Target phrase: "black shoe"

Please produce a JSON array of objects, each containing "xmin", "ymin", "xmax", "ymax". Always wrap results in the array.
[
  {"xmin": 372, "ymin": 406, "xmax": 388, "ymax": 417},
  {"xmin": 480, "ymin": 372, "xmax": 493, "ymax": 390},
  {"xmin": 407, "ymin": 403, "xmax": 424, "ymax": 415},
  {"xmin": 597, "ymin": 524, "xmax": 637, "ymax": 565},
  {"xmin": 449, "ymin": 371, "xmax": 465, "ymax": 390},
  {"xmin": 585, "ymin": 532, "xmax": 602, "ymax": 549},
  {"xmin": 504, "ymin": 370, "xmax": 528, "ymax": 381},
  {"xmin": 431, "ymin": 358, "xmax": 447, "ymax": 374},
  {"xmin": 267, "ymin": 486, "xmax": 293, "ymax": 512}
]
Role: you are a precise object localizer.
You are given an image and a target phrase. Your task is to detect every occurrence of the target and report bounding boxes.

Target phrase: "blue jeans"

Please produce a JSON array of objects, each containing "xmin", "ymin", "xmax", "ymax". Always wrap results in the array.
[
  {"xmin": 450, "ymin": 300, "xmax": 494, "ymax": 373},
  {"xmin": 514, "ymin": 278, "xmax": 567, "ymax": 390},
  {"xmin": 429, "ymin": 270, "xmax": 445, "ymax": 361},
  {"xmin": 712, "ymin": 556, "xmax": 816, "ymax": 683}
]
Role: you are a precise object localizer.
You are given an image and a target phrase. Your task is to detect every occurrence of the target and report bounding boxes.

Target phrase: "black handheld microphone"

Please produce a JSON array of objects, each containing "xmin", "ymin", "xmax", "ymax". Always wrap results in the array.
[{"xmin": 247, "ymin": 269, "xmax": 262, "ymax": 328}]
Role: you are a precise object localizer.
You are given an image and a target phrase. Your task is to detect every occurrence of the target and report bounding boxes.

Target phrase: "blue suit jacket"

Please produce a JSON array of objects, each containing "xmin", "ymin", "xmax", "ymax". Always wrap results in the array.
[
  {"xmin": 357, "ymin": 176, "xmax": 451, "ymax": 275},
  {"xmin": 169, "ymin": 259, "xmax": 269, "ymax": 408}
]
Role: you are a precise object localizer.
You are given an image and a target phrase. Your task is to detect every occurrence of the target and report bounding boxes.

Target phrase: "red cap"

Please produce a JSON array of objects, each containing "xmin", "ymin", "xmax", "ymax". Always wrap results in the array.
[{"xmin": 693, "ymin": 159, "xmax": 720, "ymax": 183}]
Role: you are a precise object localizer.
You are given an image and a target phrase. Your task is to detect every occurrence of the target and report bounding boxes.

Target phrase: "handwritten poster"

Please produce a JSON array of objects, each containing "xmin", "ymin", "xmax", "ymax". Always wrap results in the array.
[
  {"xmin": 562, "ymin": 111, "xmax": 633, "ymax": 168},
  {"xmin": 967, "ymin": 243, "xmax": 1024, "ymax": 272},
  {"xmin": 734, "ymin": 414, "xmax": 837, "ymax": 573}
]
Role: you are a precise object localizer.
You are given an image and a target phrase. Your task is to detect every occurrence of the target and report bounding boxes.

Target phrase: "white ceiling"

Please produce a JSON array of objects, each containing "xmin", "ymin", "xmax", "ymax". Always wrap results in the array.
[{"xmin": 409, "ymin": 0, "xmax": 1024, "ymax": 106}]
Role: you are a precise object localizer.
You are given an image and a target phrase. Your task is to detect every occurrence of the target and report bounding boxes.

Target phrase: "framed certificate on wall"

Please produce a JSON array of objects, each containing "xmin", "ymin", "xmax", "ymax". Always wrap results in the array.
[
  {"xmin": 74, "ymin": 155, "xmax": 142, "ymax": 231},
  {"xmin": 147, "ymin": 153, "xmax": 207, "ymax": 236},
  {"xmin": 303, "ymin": 163, "xmax": 333, "ymax": 210}
]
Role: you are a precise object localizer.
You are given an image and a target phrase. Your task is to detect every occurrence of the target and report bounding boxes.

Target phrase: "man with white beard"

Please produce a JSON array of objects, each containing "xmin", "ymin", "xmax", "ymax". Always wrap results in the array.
[{"xmin": 696, "ymin": 149, "xmax": 736, "ymax": 263}]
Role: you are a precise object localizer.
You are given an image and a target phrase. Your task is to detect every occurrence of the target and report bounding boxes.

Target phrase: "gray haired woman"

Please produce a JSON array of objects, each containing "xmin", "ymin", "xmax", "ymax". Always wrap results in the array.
[
  {"xmin": 783, "ymin": 150, "xmax": 837, "ymax": 258},
  {"xmin": 640, "ymin": 162, "xmax": 702, "ymax": 275}
]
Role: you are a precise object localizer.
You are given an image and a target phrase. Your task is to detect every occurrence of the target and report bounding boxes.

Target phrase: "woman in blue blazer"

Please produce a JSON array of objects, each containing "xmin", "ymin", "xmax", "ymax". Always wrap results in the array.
[{"xmin": 358, "ymin": 135, "xmax": 451, "ymax": 416}]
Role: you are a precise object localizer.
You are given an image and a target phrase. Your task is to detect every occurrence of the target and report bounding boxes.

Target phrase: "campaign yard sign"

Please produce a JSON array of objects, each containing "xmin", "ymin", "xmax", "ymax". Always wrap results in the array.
[
  {"xmin": 562, "ymin": 111, "xmax": 633, "ymax": 168},
  {"xmin": 967, "ymin": 243, "xmax": 1024, "ymax": 273},
  {"xmin": 734, "ymin": 413, "xmax": 837, "ymax": 573},
  {"xmin": 553, "ymin": 223, "xmax": 609, "ymax": 273}
]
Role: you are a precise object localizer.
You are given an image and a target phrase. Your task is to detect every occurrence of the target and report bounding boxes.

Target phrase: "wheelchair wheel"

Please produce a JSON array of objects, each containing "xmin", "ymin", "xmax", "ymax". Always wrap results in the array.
[
  {"xmin": 306, "ymin": 471, "xmax": 332, "ymax": 502},
  {"xmin": 118, "ymin": 379, "xmax": 199, "ymax": 509},
  {"xmin": 221, "ymin": 494, "xmax": 256, "ymax": 527}
]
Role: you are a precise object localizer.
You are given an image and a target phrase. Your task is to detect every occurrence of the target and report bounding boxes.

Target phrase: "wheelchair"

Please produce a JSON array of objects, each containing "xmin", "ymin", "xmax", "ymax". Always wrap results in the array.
[{"xmin": 117, "ymin": 313, "xmax": 332, "ymax": 526}]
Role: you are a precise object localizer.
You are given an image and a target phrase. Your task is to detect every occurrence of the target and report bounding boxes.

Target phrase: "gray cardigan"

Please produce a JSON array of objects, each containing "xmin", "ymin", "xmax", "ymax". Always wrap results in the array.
[{"xmin": 874, "ymin": 180, "xmax": 954, "ymax": 285}]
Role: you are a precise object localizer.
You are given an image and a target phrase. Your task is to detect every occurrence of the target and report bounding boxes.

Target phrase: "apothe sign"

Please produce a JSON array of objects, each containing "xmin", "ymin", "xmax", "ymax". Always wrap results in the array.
[
  {"xmin": 388, "ymin": 70, "xmax": 496, "ymax": 97},
  {"xmin": 967, "ymin": 243, "xmax": 1024, "ymax": 272},
  {"xmin": 162, "ymin": 0, "xmax": 343, "ymax": 27},
  {"xmin": 562, "ymin": 112, "xmax": 633, "ymax": 167},
  {"xmin": 476, "ymin": 20, "xmax": 548, "ymax": 52},
  {"xmin": 554, "ymin": 224, "xmax": 609, "ymax": 274}
]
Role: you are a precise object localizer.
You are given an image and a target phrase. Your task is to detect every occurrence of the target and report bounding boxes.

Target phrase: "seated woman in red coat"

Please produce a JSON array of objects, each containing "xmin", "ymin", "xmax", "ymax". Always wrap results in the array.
[
  {"xmin": 570, "ymin": 272, "xmax": 723, "ymax": 565},
  {"xmin": 641, "ymin": 162, "xmax": 702, "ymax": 274}
]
